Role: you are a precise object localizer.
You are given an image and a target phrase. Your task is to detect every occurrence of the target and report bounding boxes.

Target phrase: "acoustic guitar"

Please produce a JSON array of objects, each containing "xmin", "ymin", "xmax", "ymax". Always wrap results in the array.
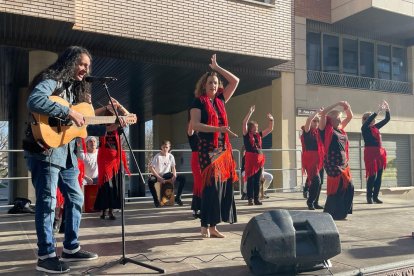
[{"xmin": 31, "ymin": 96, "xmax": 137, "ymax": 148}]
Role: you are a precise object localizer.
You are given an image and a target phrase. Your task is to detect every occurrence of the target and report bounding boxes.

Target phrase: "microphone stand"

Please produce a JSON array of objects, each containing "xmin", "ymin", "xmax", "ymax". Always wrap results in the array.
[{"xmin": 98, "ymin": 81, "xmax": 165, "ymax": 274}]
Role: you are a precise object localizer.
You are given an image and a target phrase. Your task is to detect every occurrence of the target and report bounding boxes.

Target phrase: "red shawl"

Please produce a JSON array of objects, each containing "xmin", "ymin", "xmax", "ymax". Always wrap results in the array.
[
  {"xmin": 191, "ymin": 151, "xmax": 203, "ymax": 197},
  {"xmin": 199, "ymin": 90, "xmax": 229, "ymax": 148},
  {"xmin": 244, "ymin": 152, "xmax": 265, "ymax": 179},
  {"xmin": 300, "ymin": 126, "xmax": 324, "ymax": 182},
  {"xmin": 323, "ymin": 117, "xmax": 349, "ymax": 162},
  {"xmin": 248, "ymin": 131, "xmax": 262, "ymax": 150},
  {"xmin": 97, "ymin": 131, "xmax": 130, "ymax": 186}
]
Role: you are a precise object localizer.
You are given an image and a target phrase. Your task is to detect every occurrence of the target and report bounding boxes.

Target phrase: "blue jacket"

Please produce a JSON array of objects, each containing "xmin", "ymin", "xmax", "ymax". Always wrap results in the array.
[{"xmin": 26, "ymin": 79, "xmax": 107, "ymax": 168}]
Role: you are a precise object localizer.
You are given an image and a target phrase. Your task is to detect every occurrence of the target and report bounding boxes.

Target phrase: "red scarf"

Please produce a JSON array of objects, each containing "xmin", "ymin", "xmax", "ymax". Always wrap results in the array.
[
  {"xmin": 323, "ymin": 117, "xmax": 349, "ymax": 162},
  {"xmin": 199, "ymin": 90, "xmax": 229, "ymax": 148},
  {"xmin": 300, "ymin": 126, "xmax": 324, "ymax": 182},
  {"xmin": 370, "ymin": 126, "xmax": 382, "ymax": 147},
  {"xmin": 248, "ymin": 131, "xmax": 262, "ymax": 150},
  {"xmin": 97, "ymin": 131, "xmax": 130, "ymax": 186}
]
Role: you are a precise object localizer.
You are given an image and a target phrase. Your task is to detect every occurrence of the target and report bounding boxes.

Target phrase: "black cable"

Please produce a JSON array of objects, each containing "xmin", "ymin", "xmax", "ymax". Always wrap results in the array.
[{"xmin": 81, "ymin": 253, "xmax": 244, "ymax": 274}]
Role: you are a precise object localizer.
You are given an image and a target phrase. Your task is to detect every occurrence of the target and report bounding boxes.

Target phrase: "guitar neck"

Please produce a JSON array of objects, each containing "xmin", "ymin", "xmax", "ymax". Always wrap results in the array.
[{"xmin": 85, "ymin": 116, "xmax": 120, "ymax": 125}]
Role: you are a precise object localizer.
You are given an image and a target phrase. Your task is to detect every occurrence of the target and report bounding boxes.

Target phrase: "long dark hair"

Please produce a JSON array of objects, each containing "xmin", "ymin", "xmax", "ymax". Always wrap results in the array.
[{"xmin": 28, "ymin": 46, "xmax": 92, "ymax": 102}]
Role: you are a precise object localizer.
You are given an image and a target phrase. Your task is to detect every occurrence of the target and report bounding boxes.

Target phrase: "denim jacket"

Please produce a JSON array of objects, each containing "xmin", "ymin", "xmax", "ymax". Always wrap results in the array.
[{"xmin": 25, "ymin": 79, "xmax": 106, "ymax": 168}]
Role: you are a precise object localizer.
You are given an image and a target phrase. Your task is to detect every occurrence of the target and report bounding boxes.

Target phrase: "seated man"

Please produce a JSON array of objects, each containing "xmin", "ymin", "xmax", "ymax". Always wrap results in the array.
[
  {"xmin": 148, "ymin": 140, "xmax": 185, "ymax": 207},
  {"xmin": 260, "ymin": 170, "xmax": 273, "ymax": 199}
]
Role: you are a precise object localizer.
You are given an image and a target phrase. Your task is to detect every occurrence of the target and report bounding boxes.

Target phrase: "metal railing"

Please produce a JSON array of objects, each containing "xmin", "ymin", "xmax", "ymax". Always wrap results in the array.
[
  {"xmin": 261, "ymin": 148, "xmax": 304, "ymax": 192},
  {"xmin": 0, "ymin": 147, "xmax": 304, "ymax": 202},
  {"xmin": 307, "ymin": 70, "xmax": 412, "ymax": 94}
]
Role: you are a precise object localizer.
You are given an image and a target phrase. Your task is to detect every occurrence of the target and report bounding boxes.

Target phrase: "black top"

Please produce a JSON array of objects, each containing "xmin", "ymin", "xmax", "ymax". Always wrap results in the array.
[
  {"xmin": 320, "ymin": 128, "xmax": 348, "ymax": 169},
  {"xmin": 188, "ymin": 134, "xmax": 199, "ymax": 152},
  {"xmin": 361, "ymin": 111, "xmax": 390, "ymax": 147},
  {"xmin": 302, "ymin": 129, "xmax": 318, "ymax": 151},
  {"xmin": 190, "ymin": 93, "xmax": 226, "ymax": 145},
  {"xmin": 243, "ymin": 131, "xmax": 263, "ymax": 154}
]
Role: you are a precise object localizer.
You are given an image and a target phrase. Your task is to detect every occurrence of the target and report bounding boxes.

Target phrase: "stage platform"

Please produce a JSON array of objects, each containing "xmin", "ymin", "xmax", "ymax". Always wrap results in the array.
[{"xmin": 1, "ymin": 189, "xmax": 414, "ymax": 275}]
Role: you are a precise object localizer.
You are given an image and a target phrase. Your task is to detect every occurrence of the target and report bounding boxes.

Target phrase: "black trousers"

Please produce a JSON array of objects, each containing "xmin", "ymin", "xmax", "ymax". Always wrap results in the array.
[
  {"xmin": 366, "ymin": 169, "xmax": 383, "ymax": 200},
  {"xmin": 307, "ymin": 169, "xmax": 324, "ymax": 206},
  {"xmin": 148, "ymin": 172, "xmax": 185, "ymax": 204},
  {"xmin": 247, "ymin": 168, "xmax": 263, "ymax": 200}
]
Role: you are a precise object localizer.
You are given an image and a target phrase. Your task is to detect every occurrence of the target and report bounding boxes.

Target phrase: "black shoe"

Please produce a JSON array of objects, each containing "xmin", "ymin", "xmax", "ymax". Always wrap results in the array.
[
  {"xmin": 154, "ymin": 201, "xmax": 160, "ymax": 208},
  {"xmin": 248, "ymin": 199, "xmax": 254, "ymax": 206},
  {"xmin": 367, "ymin": 197, "xmax": 373, "ymax": 204},
  {"xmin": 241, "ymin": 193, "xmax": 247, "ymax": 200},
  {"xmin": 36, "ymin": 257, "xmax": 70, "ymax": 274},
  {"xmin": 373, "ymin": 198, "xmax": 383, "ymax": 204},
  {"xmin": 307, "ymin": 204, "xmax": 315, "ymax": 210},
  {"xmin": 254, "ymin": 199, "xmax": 263, "ymax": 205},
  {"xmin": 314, "ymin": 204, "xmax": 324, "ymax": 209},
  {"xmin": 100, "ymin": 214, "xmax": 106, "ymax": 220},
  {"xmin": 175, "ymin": 198, "xmax": 183, "ymax": 206},
  {"xmin": 303, "ymin": 187, "xmax": 309, "ymax": 199},
  {"xmin": 108, "ymin": 214, "xmax": 116, "ymax": 220},
  {"xmin": 61, "ymin": 249, "xmax": 98, "ymax": 262}
]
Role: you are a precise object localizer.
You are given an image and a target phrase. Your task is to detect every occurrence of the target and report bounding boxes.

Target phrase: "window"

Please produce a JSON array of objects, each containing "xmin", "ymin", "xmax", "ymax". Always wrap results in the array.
[
  {"xmin": 323, "ymin": 34, "xmax": 339, "ymax": 73},
  {"xmin": 307, "ymin": 32, "xmax": 321, "ymax": 71},
  {"xmin": 392, "ymin": 47, "xmax": 407, "ymax": 82},
  {"xmin": 306, "ymin": 31, "xmax": 409, "ymax": 92},
  {"xmin": 377, "ymin": 44, "xmax": 391, "ymax": 80},
  {"xmin": 359, "ymin": 41, "xmax": 374, "ymax": 78},
  {"xmin": 343, "ymin": 38, "xmax": 358, "ymax": 75}
]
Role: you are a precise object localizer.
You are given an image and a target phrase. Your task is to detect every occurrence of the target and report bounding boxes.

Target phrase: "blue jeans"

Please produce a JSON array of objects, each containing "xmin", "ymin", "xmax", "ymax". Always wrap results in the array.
[{"xmin": 27, "ymin": 157, "xmax": 83, "ymax": 257}]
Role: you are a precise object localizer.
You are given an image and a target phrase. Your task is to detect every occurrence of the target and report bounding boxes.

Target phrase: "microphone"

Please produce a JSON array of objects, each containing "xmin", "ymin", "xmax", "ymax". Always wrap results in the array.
[{"xmin": 84, "ymin": 76, "xmax": 117, "ymax": 83}]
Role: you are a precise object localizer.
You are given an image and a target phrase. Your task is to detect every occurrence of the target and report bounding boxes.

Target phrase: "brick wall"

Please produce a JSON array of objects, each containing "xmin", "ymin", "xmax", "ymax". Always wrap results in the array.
[
  {"xmin": 295, "ymin": 0, "xmax": 331, "ymax": 23},
  {"xmin": 1, "ymin": 0, "xmax": 293, "ymax": 62},
  {"xmin": 1, "ymin": 0, "xmax": 75, "ymax": 22}
]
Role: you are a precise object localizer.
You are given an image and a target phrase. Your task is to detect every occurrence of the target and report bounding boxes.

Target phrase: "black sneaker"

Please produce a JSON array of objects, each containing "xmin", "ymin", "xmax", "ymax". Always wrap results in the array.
[
  {"xmin": 61, "ymin": 249, "xmax": 98, "ymax": 262},
  {"xmin": 314, "ymin": 204, "xmax": 324, "ymax": 209},
  {"xmin": 36, "ymin": 257, "xmax": 70, "ymax": 274},
  {"xmin": 373, "ymin": 198, "xmax": 383, "ymax": 204},
  {"xmin": 175, "ymin": 198, "xmax": 183, "ymax": 206}
]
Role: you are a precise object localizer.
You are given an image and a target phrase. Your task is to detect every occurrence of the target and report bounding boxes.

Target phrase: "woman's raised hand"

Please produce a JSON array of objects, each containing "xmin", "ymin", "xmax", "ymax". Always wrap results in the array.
[
  {"xmin": 250, "ymin": 105, "xmax": 255, "ymax": 113},
  {"xmin": 267, "ymin": 113, "xmax": 274, "ymax": 121},
  {"xmin": 209, "ymin": 54, "xmax": 218, "ymax": 70}
]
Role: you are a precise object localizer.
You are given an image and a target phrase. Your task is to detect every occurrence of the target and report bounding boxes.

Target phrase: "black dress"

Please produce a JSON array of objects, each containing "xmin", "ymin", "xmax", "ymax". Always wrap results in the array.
[{"xmin": 191, "ymin": 94, "xmax": 237, "ymax": 227}]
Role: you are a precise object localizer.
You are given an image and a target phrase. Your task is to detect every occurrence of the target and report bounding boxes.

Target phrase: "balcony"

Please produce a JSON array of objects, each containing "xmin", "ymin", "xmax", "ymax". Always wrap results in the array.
[{"xmin": 307, "ymin": 70, "xmax": 412, "ymax": 94}]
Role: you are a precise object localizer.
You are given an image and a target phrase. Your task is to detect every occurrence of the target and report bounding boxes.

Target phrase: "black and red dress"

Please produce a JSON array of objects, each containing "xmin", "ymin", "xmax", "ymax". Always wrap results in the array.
[
  {"xmin": 95, "ymin": 131, "xmax": 130, "ymax": 212},
  {"xmin": 243, "ymin": 131, "xmax": 265, "ymax": 201},
  {"xmin": 300, "ymin": 126, "xmax": 324, "ymax": 207},
  {"xmin": 362, "ymin": 111, "xmax": 390, "ymax": 202},
  {"xmin": 362, "ymin": 111, "xmax": 389, "ymax": 178},
  {"xmin": 188, "ymin": 133, "xmax": 202, "ymax": 214},
  {"xmin": 191, "ymin": 90, "xmax": 238, "ymax": 227},
  {"xmin": 320, "ymin": 118, "xmax": 354, "ymax": 220}
]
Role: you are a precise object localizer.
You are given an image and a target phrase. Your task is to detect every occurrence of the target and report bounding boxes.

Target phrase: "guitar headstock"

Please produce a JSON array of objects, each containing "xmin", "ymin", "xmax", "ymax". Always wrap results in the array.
[{"xmin": 124, "ymin": 114, "xmax": 137, "ymax": 125}]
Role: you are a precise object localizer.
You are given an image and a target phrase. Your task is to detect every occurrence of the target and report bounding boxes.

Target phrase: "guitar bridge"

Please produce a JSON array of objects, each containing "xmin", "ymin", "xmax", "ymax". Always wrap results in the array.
[{"xmin": 48, "ymin": 117, "xmax": 73, "ymax": 133}]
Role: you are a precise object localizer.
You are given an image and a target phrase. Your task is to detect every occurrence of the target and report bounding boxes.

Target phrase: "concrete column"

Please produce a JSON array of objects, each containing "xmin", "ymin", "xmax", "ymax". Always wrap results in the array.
[
  {"xmin": 9, "ymin": 50, "xmax": 57, "ymax": 203},
  {"xmin": 272, "ymin": 72, "xmax": 296, "ymax": 191},
  {"xmin": 129, "ymin": 120, "xmax": 146, "ymax": 197},
  {"xmin": 411, "ymin": 135, "xmax": 414, "ymax": 186},
  {"xmin": 153, "ymin": 114, "xmax": 173, "ymax": 149}
]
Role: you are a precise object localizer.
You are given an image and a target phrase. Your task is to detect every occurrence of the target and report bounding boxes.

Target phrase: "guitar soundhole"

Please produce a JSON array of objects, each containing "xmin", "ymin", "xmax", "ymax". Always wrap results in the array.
[{"xmin": 48, "ymin": 117, "xmax": 72, "ymax": 127}]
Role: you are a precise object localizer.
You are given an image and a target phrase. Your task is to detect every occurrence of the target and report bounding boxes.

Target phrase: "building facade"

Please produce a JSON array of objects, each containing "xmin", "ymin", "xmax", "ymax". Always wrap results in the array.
[
  {"xmin": 1, "ymin": 0, "xmax": 413, "ymax": 202},
  {"xmin": 294, "ymin": 0, "xmax": 414, "ymax": 189},
  {"xmin": 0, "ymin": 0, "xmax": 292, "ymax": 201}
]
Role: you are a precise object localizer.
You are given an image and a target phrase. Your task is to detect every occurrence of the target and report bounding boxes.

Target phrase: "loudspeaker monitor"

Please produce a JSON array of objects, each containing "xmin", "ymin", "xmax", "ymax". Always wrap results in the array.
[{"xmin": 240, "ymin": 209, "xmax": 341, "ymax": 275}]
